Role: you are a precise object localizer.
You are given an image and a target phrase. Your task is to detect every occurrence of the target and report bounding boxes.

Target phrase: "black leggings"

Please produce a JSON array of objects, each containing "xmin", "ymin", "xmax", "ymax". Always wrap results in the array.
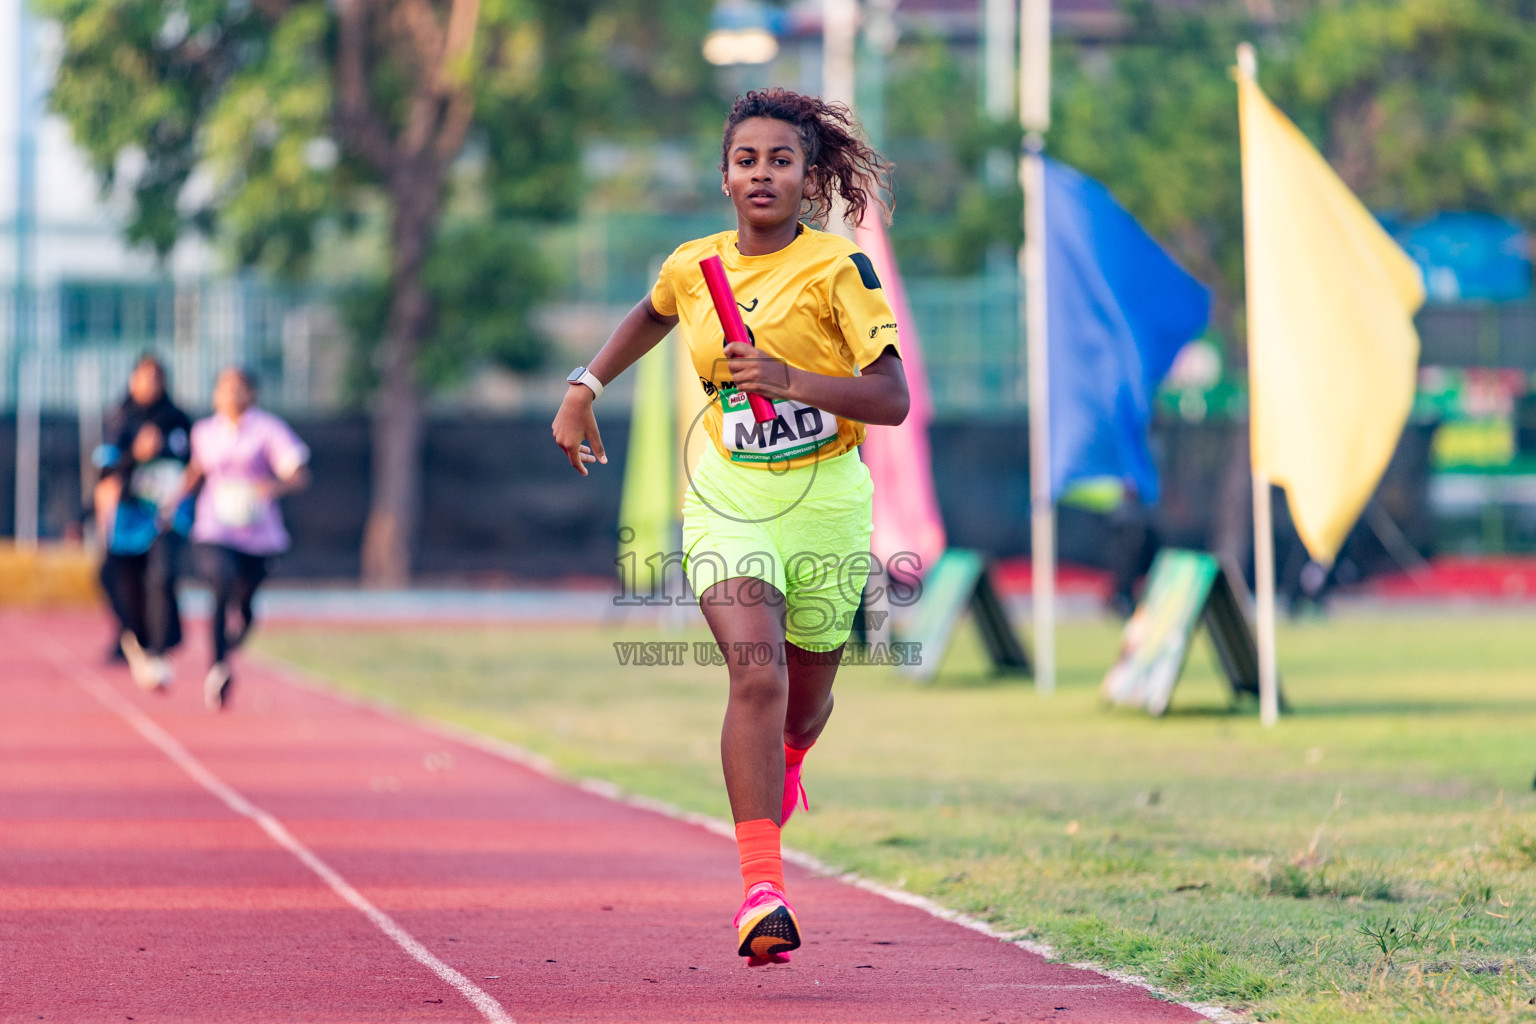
[
  {"xmin": 196, "ymin": 545, "xmax": 269, "ymax": 664},
  {"xmin": 101, "ymin": 533, "xmax": 184, "ymax": 657}
]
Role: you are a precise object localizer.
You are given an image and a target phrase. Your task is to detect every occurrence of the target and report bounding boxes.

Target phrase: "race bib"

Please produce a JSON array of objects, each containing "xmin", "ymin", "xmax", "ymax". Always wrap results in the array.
[
  {"xmin": 210, "ymin": 480, "xmax": 263, "ymax": 529},
  {"xmin": 130, "ymin": 458, "xmax": 184, "ymax": 512},
  {"xmin": 719, "ymin": 387, "xmax": 839, "ymax": 463}
]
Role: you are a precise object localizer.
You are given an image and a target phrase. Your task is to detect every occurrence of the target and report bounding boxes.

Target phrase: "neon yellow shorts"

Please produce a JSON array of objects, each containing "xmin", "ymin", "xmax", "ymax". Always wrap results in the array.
[{"xmin": 682, "ymin": 446, "xmax": 874, "ymax": 652}]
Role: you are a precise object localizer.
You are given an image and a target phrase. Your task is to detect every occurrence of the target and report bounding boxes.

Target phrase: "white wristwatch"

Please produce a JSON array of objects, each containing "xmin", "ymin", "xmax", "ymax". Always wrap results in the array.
[{"xmin": 567, "ymin": 365, "xmax": 604, "ymax": 400}]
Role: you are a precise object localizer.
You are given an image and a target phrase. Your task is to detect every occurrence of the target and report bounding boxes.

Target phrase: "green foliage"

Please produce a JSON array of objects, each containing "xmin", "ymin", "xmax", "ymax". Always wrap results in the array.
[
  {"xmin": 1273, "ymin": 0, "xmax": 1536, "ymax": 221},
  {"xmin": 1047, "ymin": 0, "xmax": 1536, "ymax": 342},
  {"xmin": 39, "ymin": 0, "xmax": 293, "ymax": 255},
  {"xmin": 1495, "ymin": 819, "xmax": 1536, "ymax": 867},
  {"xmin": 1357, "ymin": 909, "xmax": 1454, "ymax": 965},
  {"xmin": 1163, "ymin": 941, "xmax": 1275, "ymax": 1002},
  {"xmin": 1259, "ymin": 860, "xmax": 1399, "ymax": 901},
  {"xmin": 342, "ymin": 219, "xmax": 552, "ymax": 394},
  {"xmin": 1049, "ymin": 0, "xmax": 1257, "ymax": 337},
  {"xmin": 581, "ymin": 0, "xmax": 720, "ymax": 137},
  {"xmin": 465, "ymin": 0, "xmax": 719, "ymax": 222},
  {"xmin": 202, "ymin": 5, "xmax": 359, "ymax": 274},
  {"xmin": 421, "ymin": 222, "xmax": 551, "ymax": 378},
  {"xmin": 40, "ymin": 0, "xmax": 721, "ymax": 389},
  {"xmin": 884, "ymin": 35, "xmax": 1022, "ymax": 276}
]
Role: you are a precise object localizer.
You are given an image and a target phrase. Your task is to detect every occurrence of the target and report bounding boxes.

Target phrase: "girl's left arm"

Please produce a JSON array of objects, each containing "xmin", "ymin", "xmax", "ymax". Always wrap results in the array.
[{"xmin": 725, "ymin": 342, "xmax": 909, "ymax": 426}]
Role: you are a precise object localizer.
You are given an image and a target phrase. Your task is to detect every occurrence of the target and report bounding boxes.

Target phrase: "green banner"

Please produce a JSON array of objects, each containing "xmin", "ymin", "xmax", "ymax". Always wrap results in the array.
[
  {"xmin": 1102, "ymin": 549, "xmax": 1271, "ymax": 716},
  {"xmin": 898, "ymin": 549, "xmax": 1030, "ymax": 683},
  {"xmin": 618, "ymin": 344, "xmax": 676, "ymax": 581}
]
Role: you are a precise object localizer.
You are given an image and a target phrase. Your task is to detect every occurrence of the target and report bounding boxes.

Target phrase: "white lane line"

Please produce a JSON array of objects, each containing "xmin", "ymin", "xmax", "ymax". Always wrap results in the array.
[{"xmin": 51, "ymin": 648, "xmax": 515, "ymax": 1024}]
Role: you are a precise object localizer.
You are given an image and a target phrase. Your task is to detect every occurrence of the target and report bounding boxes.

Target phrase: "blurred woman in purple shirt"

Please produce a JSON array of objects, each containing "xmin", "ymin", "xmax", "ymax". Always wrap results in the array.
[{"xmin": 184, "ymin": 367, "xmax": 310, "ymax": 709}]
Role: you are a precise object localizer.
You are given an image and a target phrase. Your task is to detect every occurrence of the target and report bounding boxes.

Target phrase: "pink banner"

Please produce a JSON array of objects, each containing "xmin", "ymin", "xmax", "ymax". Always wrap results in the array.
[{"xmin": 856, "ymin": 208, "xmax": 947, "ymax": 577}]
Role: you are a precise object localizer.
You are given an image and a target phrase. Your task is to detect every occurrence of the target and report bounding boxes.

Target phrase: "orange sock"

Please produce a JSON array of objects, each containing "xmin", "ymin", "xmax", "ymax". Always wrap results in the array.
[
  {"xmin": 784, "ymin": 739, "xmax": 814, "ymax": 767},
  {"xmin": 735, "ymin": 818, "xmax": 783, "ymax": 895}
]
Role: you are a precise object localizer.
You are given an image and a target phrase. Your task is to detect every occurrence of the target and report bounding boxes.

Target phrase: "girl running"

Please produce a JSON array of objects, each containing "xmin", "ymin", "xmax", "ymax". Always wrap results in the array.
[
  {"xmin": 551, "ymin": 89, "xmax": 907, "ymax": 965},
  {"xmin": 183, "ymin": 367, "xmax": 311, "ymax": 710},
  {"xmin": 95, "ymin": 354, "xmax": 194, "ymax": 690}
]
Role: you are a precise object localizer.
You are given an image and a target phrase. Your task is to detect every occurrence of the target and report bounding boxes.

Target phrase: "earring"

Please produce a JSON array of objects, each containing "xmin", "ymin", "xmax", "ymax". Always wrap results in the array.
[{"xmin": 723, "ymin": 189, "xmax": 731, "ymax": 196}]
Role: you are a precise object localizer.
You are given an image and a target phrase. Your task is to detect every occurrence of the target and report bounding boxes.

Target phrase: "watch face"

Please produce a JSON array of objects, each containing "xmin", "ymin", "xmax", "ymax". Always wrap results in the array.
[{"xmin": 567, "ymin": 366, "xmax": 586, "ymax": 383}]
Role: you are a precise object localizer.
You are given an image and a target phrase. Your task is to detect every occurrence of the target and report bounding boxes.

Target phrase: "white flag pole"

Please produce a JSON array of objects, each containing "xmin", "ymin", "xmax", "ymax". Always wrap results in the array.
[
  {"xmin": 1022, "ymin": 151, "xmax": 1054, "ymax": 695},
  {"xmin": 1253, "ymin": 467, "xmax": 1279, "ymax": 726},
  {"xmin": 1020, "ymin": 0, "xmax": 1053, "ymax": 694},
  {"xmin": 822, "ymin": 0, "xmax": 859, "ymax": 240},
  {"xmin": 822, "ymin": 0, "xmax": 857, "ymax": 112},
  {"xmin": 13, "ymin": 6, "xmax": 40, "ymax": 549},
  {"xmin": 1237, "ymin": 42, "xmax": 1280, "ymax": 727}
]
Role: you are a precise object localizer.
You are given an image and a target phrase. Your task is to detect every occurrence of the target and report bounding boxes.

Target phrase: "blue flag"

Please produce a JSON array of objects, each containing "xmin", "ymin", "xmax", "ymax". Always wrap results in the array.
[{"xmin": 1044, "ymin": 157, "xmax": 1211, "ymax": 503}]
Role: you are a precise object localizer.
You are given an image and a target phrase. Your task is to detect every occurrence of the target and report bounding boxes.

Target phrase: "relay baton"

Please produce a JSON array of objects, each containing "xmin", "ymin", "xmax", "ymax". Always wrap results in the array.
[{"xmin": 700, "ymin": 255, "xmax": 777, "ymax": 424}]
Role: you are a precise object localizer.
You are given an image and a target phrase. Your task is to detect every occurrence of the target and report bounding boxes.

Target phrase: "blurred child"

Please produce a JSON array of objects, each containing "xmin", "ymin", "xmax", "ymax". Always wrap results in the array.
[
  {"xmin": 96, "ymin": 354, "xmax": 193, "ymax": 689},
  {"xmin": 183, "ymin": 367, "xmax": 310, "ymax": 710}
]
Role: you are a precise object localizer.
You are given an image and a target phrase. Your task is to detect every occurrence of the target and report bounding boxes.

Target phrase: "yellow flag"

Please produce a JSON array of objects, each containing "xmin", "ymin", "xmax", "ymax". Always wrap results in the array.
[
  {"xmin": 618, "ymin": 342, "xmax": 676, "ymax": 586},
  {"xmin": 1238, "ymin": 73, "xmax": 1425, "ymax": 564}
]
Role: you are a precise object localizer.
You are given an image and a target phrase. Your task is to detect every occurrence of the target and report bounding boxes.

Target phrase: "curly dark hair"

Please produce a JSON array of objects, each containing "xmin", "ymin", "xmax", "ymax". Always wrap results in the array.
[{"xmin": 721, "ymin": 89, "xmax": 891, "ymax": 229}]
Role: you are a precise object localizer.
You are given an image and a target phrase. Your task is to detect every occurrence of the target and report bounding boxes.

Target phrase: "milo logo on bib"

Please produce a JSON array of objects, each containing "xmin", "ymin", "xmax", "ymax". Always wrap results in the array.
[{"xmin": 719, "ymin": 387, "xmax": 839, "ymax": 463}]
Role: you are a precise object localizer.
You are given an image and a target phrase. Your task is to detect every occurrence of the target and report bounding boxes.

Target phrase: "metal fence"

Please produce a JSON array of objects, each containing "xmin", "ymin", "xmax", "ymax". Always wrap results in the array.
[
  {"xmin": 534, "ymin": 215, "xmax": 1536, "ymax": 416},
  {"xmin": 1, "ymin": 217, "xmax": 1033, "ymax": 418},
  {"xmin": 0, "ymin": 279, "xmax": 343, "ymax": 415},
  {"xmin": 4, "ymin": 215, "xmax": 1533, "ymax": 421},
  {"xmin": 906, "ymin": 271, "xmax": 1025, "ymax": 415},
  {"xmin": 540, "ymin": 214, "xmax": 1028, "ymax": 415}
]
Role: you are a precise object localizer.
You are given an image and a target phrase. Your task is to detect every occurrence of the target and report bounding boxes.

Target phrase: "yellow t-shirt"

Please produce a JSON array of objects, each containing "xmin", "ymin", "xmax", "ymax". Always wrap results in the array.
[{"xmin": 650, "ymin": 225, "xmax": 901, "ymax": 470}]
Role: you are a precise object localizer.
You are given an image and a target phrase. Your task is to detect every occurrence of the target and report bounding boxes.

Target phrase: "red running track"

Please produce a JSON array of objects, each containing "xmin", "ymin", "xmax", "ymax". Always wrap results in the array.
[{"xmin": 0, "ymin": 611, "xmax": 1208, "ymax": 1024}]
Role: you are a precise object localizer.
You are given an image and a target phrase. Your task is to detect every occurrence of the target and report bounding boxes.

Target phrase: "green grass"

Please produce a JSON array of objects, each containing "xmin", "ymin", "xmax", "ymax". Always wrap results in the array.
[{"xmin": 256, "ymin": 612, "xmax": 1536, "ymax": 1023}]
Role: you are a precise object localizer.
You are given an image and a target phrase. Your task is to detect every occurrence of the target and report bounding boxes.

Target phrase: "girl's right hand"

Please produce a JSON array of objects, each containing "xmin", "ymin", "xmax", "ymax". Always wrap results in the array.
[{"xmin": 552, "ymin": 386, "xmax": 607, "ymax": 476}]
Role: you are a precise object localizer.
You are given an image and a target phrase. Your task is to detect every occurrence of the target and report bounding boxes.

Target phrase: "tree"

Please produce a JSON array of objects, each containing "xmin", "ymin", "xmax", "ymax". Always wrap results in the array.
[
  {"xmin": 1049, "ymin": 1, "xmax": 1257, "ymax": 343},
  {"xmin": 42, "ymin": 0, "xmax": 717, "ymax": 585},
  {"xmin": 1274, "ymin": 0, "xmax": 1536, "ymax": 220},
  {"xmin": 878, "ymin": 33, "xmax": 1023, "ymax": 277},
  {"xmin": 1047, "ymin": 0, "xmax": 1536, "ymax": 570},
  {"xmin": 1051, "ymin": 0, "xmax": 1536, "ymax": 346}
]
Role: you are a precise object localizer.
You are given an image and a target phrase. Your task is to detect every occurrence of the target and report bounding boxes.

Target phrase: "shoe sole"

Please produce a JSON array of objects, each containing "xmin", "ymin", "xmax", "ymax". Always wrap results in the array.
[
  {"xmin": 149, "ymin": 658, "xmax": 172, "ymax": 693},
  {"xmin": 122, "ymin": 633, "xmax": 158, "ymax": 692},
  {"xmin": 204, "ymin": 668, "xmax": 232, "ymax": 711},
  {"xmin": 736, "ymin": 904, "xmax": 801, "ymax": 963}
]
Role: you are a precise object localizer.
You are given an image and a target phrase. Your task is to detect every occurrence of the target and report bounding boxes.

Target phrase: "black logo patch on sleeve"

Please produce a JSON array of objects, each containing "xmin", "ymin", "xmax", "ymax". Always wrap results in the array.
[{"xmin": 848, "ymin": 253, "xmax": 882, "ymax": 290}]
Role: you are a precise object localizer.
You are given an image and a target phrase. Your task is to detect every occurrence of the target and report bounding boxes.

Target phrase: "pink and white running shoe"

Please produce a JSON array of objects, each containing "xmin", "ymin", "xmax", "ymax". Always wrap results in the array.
[{"xmin": 734, "ymin": 881, "xmax": 801, "ymax": 966}]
